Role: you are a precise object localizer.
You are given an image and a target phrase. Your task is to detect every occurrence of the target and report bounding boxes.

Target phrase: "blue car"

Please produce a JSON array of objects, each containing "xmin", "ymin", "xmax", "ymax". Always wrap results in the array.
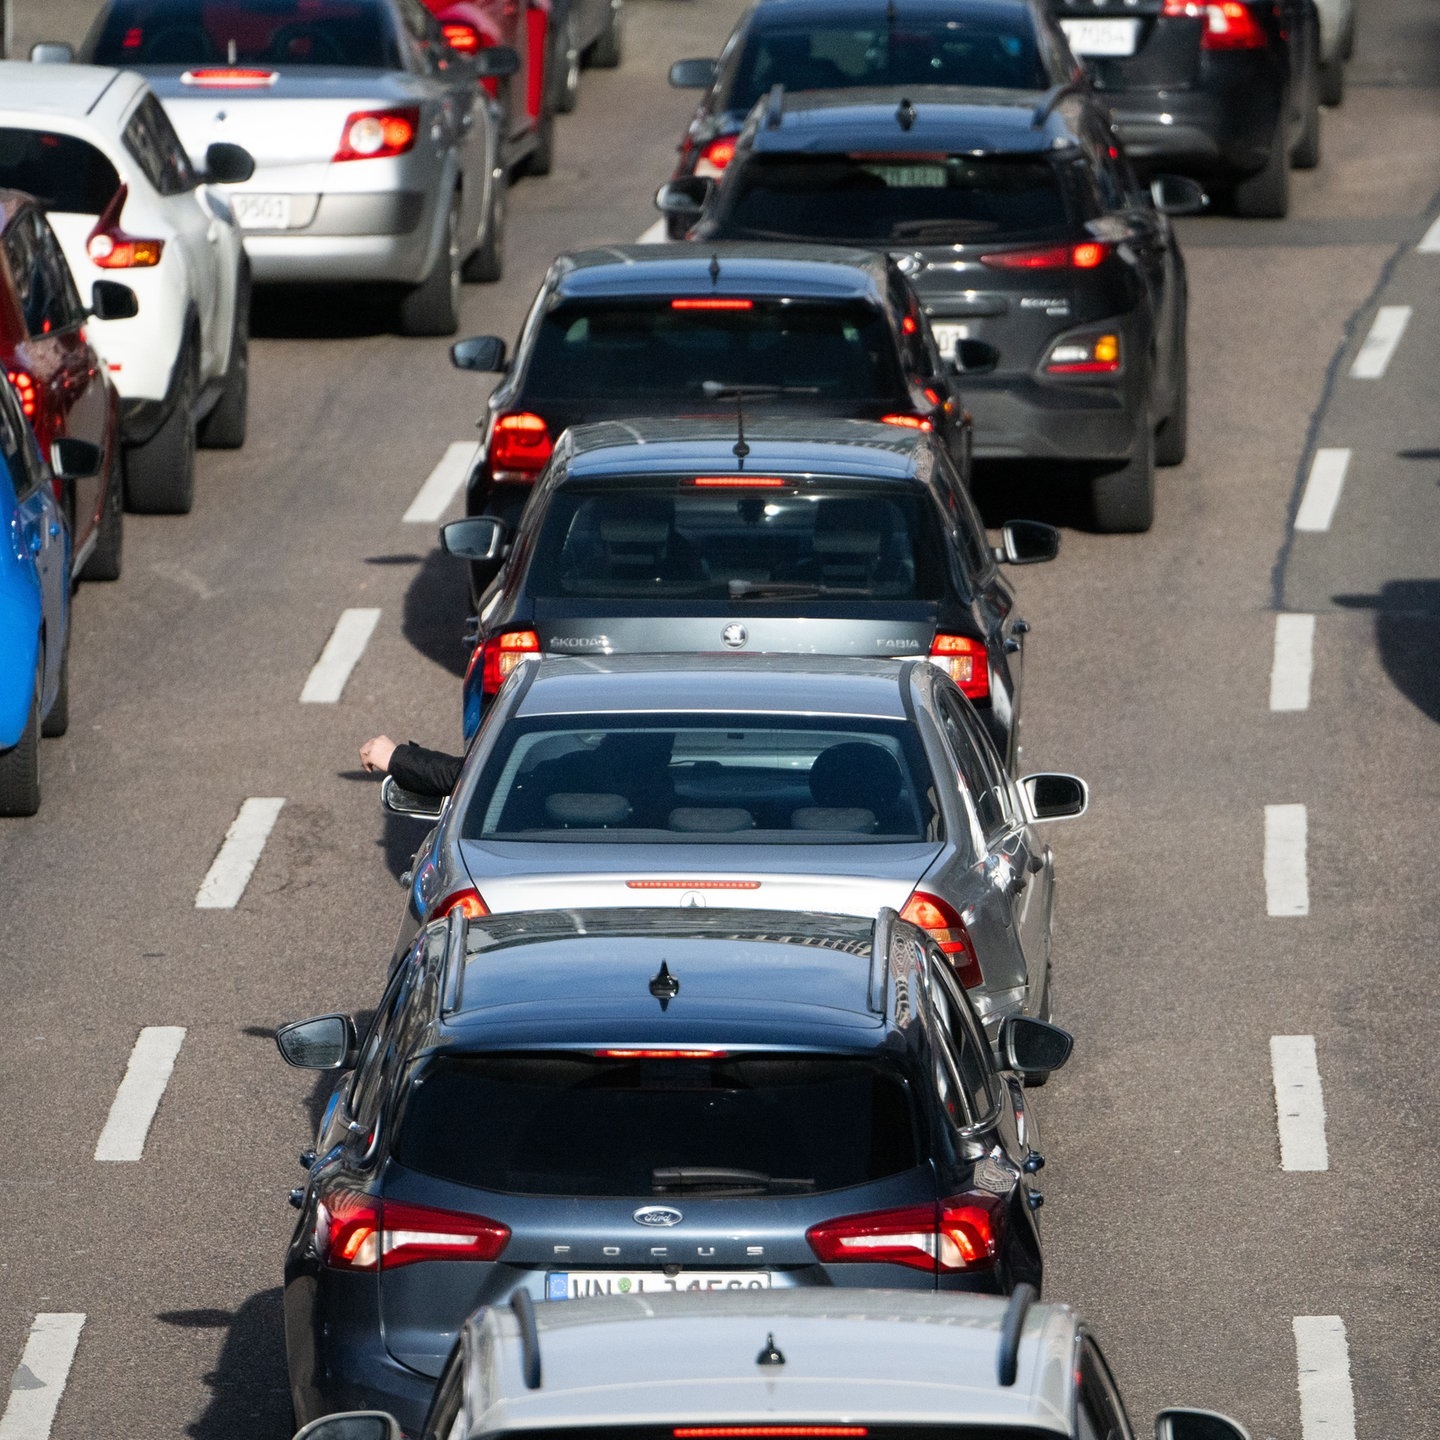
[{"xmin": 0, "ymin": 373, "xmax": 72, "ymax": 817}]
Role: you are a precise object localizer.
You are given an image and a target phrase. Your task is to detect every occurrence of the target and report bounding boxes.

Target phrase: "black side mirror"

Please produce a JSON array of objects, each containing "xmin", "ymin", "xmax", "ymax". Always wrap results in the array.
[
  {"xmin": 450, "ymin": 335, "xmax": 507, "ymax": 372},
  {"xmin": 30, "ymin": 42, "xmax": 76, "ymax": 63},
  {"xmin": 999, "ymin": 1015, "xmax": 1073, "ymax": 1078},
  {"xmin": 655, "ymin": 177, "xmax": 713, "ymax": 219},
  {"xmin": 474, "ymin": 45, "xmax": 520, "ymax": 78},
  {"xmin": 440, "ymin": 516, "xmax": 508, "ymax": 562},
  {"xmin": 953, "ymin": 338, "xmax": 999, "ymax": 374},
  {"xmin": 995, "ymin": 519, "xmax": 1059, "ymax": 565},
  {"xmin": 205, "ymin": 142, "xmax": 256, "ymax": 185},
  {"xmin": 380, "ymin": 774, "xmax": 447, "ymax": 821},
  {"xmin": 90, "ymin": 280, "xmax": 139, "ymax": 321},
  {"xmin": 1020, "ymin": 772, "xmax": 1089, "ymax": 822},
  {"xmin": 51, "ymin": 437, "xmax": 100, "ymax": 480},
  {"xmin": 275, "ymin": 1014, "xmax": 359, "ymax": 1071},
  {"xmin": 293, "ymin": 1412, "xmax": 406, "ymax": 1440},
  {"xmin": 1150, "ymin": 174, "xmax": 1207, "ymax": 216},
  {"xmin": 669, "ymin": 57, "xmax": 717, "ymax": 88},
  {"xmin": 1156, "ymin": 1410, "xmax": 1252, "ymax": 1440}
]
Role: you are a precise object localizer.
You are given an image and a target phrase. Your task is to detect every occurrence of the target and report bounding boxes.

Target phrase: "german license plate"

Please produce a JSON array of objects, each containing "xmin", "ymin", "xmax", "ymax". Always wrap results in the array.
[
  {"xmin": 545, "ymin": 1271, "xmax": 773, "ymax": 1300},
  {"xmin": 1059, "ymin": 17, "xmax": 1141, "ymax": 54},
  {"xmin": 231, "ymin": 194, "xmax": 291, "ymax": 230},
  {"xmin": 930, "ymin": 322, "xmax": 969, "ymax": 360}
]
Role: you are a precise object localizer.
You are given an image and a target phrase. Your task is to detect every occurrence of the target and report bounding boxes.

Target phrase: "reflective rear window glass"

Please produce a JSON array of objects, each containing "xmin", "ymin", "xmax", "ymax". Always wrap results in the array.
[
  {"xmin": 0, "ymin": 130, "xmax": 120, "ymax": 215},
  {"xmin": 396, "ymin": 1053, "xmax": 922, "ymax": 1196}
]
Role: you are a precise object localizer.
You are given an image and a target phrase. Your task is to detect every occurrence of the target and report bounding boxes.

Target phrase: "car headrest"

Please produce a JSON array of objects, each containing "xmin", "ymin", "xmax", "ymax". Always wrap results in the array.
[
  {"xmin": 544, "ymin": 792, "xmax": 632, "ymax": 827},
  {"xmin": 809, "ymin": 741, "xmax": 905, "ymax": 810}
]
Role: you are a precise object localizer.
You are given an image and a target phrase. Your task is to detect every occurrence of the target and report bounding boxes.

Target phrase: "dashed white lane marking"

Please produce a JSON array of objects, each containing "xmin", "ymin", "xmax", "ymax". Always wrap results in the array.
[
  {"xmin": 1264, "ymin": 803, "xmax": 1310, "ymax": 917},
  {"xmin": 1270, "ymin": 1035, "xmax": 1329, "ymax": 1171},
  {"xmin": 300, "ymin": 607, "xmax": 381, "ymax": 704},
  {"xmin": 1270, "ymin": 613, "xmax": 1316, "ymax": 711},
  {"xmin": 1349, "ymin": 304, "xmax": 1411, "ymax": 378},
  {"xmin": 1418, "ymin": 214, "xmax": 1440, "ymax": 253},
  {"xmin": 1294, "ymin": 448, "xmax": 1350, "ymax": 533},
  {"xmin": 94, "ymin": 1027, "xmax": 187, "ymax": 1162},
  {"xmin": 636, "ymin": 219, "xmax": 668, "ymax": 244},
  {"xmin": 0, "ymin": 1313, "xmax": 85, "ymax": 1440},
  {"xmin": 1293, "ymin": 1316, "xmax": 1356, "ymax": 1440},
  {"xmin": 403, "ymin": 441, "xmax": 478, "ymax": 524},
  {"xmin": 195, "ymin": 797, "xmax": 285, "ymax": 909}
]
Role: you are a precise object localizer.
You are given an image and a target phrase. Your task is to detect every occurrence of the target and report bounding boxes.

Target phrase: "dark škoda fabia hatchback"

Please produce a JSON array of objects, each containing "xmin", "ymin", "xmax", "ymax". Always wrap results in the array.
[{"xmin": 277, "ymin": 907, "xmax": 1073, "ymax": 1432}]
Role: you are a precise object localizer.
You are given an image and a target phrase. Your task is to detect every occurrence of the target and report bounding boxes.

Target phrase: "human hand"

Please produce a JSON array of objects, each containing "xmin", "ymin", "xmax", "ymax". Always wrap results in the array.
[{"xmin": 360, "ymin": 735, "xmax": 397, "ymax": 774}]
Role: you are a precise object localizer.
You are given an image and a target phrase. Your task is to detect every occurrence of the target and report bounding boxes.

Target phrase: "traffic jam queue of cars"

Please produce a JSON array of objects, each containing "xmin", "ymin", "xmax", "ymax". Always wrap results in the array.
[{"xmin": 0, "ymin": 0, "xmax": 1354, "ymax": 1437}]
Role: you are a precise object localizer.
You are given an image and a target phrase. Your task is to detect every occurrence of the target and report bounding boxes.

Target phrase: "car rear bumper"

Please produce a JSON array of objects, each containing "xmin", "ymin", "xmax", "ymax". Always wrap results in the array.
[
  {"xmin": 964, "ymin": 374, "xmax": 1140, "ymax": 462},
  {"xmin": 241, "ymin": 192, "xmax": 433, "ymax": 283}
]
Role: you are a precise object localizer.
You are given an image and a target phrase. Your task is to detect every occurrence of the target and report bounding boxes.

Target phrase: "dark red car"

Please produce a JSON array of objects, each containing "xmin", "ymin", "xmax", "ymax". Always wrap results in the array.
[{"xmin": 0, "ymin": 190, "xmax": 136, "ymax": 582}]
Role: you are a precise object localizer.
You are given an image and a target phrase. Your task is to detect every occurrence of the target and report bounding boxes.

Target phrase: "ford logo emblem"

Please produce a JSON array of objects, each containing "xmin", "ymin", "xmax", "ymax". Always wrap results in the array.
[
  {"xmin": 722, "ymin": 623, "xmax": 748, "ymax": 649},
  {"xmin": 633, "ymin": 1205, "xmax": 684, "ymax": 1228}
]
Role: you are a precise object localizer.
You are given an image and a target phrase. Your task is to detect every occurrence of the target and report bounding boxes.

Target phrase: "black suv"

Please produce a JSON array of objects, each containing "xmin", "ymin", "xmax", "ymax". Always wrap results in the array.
[
  {"xmin": 277, "ymin": 907, "xmax": 1073, "ymax": 1433},
  {"xmin": 449, "ymin": 243, "xmax": 975, "ymax": 600},
  {"xmin": 664, "ymin": 88, "xmax": 1201, "ymax": 532}
]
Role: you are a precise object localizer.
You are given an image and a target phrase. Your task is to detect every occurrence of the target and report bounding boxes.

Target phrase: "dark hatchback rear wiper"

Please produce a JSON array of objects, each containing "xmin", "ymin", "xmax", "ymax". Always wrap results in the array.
[
  {"xmin": 652, "ymin": 1166, "xmax": 816, "ymax": 1194},
  {"xmin": 701, "ymin": 381, "xmax": 821, "ymax": 400},
  {"xmin": 727, "ymin": 580, "xmax": 873, "ymax": 599},
  {"xmin": 887, "ymin": 219, "xmax": 997, "ymax": 241}
]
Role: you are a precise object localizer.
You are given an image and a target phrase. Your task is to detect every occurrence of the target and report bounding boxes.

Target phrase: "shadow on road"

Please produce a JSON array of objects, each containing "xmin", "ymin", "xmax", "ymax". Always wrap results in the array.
[
  {"xmin": 403, "ymin": 548, "xmax": 470, "ymax": 679},
  {"xmin": 971, "ymin": 460, "xmax": 1100, "ymax": 533},
  {"xmin": 1334, "ymin": 579, "xmax": 1440, "ymax": 724},
  {"xmin": 251, "ymin": 285, "xmax": 401, "ymax": 341}
]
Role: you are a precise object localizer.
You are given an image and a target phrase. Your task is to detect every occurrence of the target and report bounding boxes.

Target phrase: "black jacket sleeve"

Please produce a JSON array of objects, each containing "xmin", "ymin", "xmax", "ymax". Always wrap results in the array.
[{"xmin": 388, "ymin": 742, "xmax": 464, "ymax": 798}]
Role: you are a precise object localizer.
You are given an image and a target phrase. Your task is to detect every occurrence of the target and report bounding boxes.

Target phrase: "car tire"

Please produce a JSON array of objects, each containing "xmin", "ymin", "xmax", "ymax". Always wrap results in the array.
[
  {"xmin": 1154, "ymin": 342, "xmax": 1188, "ymax": 468},
  {"xmin": 398, "ymin": 195, "xmax": 462, "ymax": 337},
  {"xmin": 462, "ymin": 170, "xmax": 506, "ymax": 283},
  {"xmin": 588, "ymin": 0, "xmax": 623, "ymax": 68},
  {"xmin": 1319, "ymin": 55, "xmax": 1344, "ymax": 106},
  {"xmin": 40, "ymin": 626, "xmax": 69, "ymax": 739},
  {"xmin": 1089, "ymin": 409, "xmax": 1155, "ymax": 533},
  {"xmin": 552, "ymin": 12, "xmax": 581, "ymax": 112},
  {"xmin": 198, "ymin": 263, "xmax": 250, "ymax": 449},
  {"xmin": 0, "ymin": 671, "xmax": 41, "ymax": 817},
  {"xmin": 1231, "ymin": 121, "xmax": 1290, "ymax": 218},
  {"xmin": 124, "ymin": 342, "xmax": 197, "ymax": 514},
  {"xmin": 1292, "ymin": 74, "xmax": 1321, "ymax": 168},
  {"xmin": 79, "ymin": 445, "xmax": 124, "ymax": 582},
  {"xmin": 524, "ymin": 105, "xmax": 556, "ymax": 178}
]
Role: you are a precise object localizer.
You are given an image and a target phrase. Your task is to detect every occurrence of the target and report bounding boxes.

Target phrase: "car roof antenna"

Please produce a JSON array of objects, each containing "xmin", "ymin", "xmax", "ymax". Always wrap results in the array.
[
  {"xmin": 732, "ymin": 393, "xmax": 750, "ymax": 466},
  {"xmin": 757, "ymin": 1333, "xmax": 785, "ymax": 1367},
  {"xmin": 709, "ymin": 252, "xmax": 721, "ymax": 286},
  {"xmin": 764, "ymin": 82, "xmax": 785, "ymax": 129},
  {"xmin": 896, "ymin": 96, "xmax": 917, "ymax": 131},
  {"xmin": 996, "ymin": 1282, "xmax": 1037, "ymax": 1387},
  {"xmin": 649, "ymin": 960, "xmax": 681, "ymax": 1010}
]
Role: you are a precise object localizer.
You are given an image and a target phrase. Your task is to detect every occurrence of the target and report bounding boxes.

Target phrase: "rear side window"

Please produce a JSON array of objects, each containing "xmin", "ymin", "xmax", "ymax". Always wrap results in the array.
[
  {"xmin": 2, "ymin": 210, "xmax": 84, "ymax": 338},
  {"xmin": 0, "ymin": 129, "xmax": 121, "ymax": 216},
  {"xmin": 123, "ymin": 94, "xmax": 196, "ymax": 197},
  {"xmin": 396, "ymin": 1053, "xmax": 922, "ymax": 1196}
]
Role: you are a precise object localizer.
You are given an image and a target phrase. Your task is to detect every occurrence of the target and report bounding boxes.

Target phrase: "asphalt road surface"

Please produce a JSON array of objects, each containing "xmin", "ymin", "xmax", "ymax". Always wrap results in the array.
[{"xmin": 1, "ymin": 2, "xmax": 1438, "ymax": 1437}]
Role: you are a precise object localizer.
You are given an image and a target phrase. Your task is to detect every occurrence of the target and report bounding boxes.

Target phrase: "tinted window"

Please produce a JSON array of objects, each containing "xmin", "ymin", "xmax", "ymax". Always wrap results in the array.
[
  {"xmin": 88, "ymin": 0, "xmax": 401, "ymax": 68},
  {"xmin": 461, "ymin": 713, "xmax": 939, "ymax": 843},
  {"xmin": 938, "ymin": 690, "xmax": 1008, "ymax": 839},
  {"xmin": 396, "ymin": 1053, "xmax": 922, "ymax": 1196},
  {"xmin": 730, "ymin": 15, "xmax": 1046, "ymax": 110},
  {"xmin": 720, "ymin": 153, "xmax": 1071, "ymax": 246},
  {"xmin": 123, "ymin": 94, "xmax": 196, "ymax": 197},
  {"xmin": 929, "ymin": 957, "xmax": 996, "ymax": 1122},
  {"xmin": 0, "ymin": 130, "xmax": 121, "ymax": 216},
  {"xmin": 523, "ymin": 300, "xmax": 906, "ymax": 403},
  {"xmin": 528, "ymin": 482, "xmax": 950, "ymax": 601}
]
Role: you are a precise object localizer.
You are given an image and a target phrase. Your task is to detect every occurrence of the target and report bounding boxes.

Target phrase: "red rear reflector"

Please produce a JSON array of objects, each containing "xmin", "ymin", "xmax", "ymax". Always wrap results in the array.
[
  {"xmin": 696, "ymin": 136, "xmax": 737, "ymax": 176},
  {"xmin": 335, "ymin": 107, "xmax": 419, "ymax": 161},
  {"xmin": 807, "ymin": 1196, "xmax": 998, "ymax": 1273},
  {"xmin": 929, "ymin": 633, "xmax": 989, "ymax": 702},
  {"xmin": 490, "ymin": 412, "xmax": 553, "ymax": 477},
  {"xmin": 1198, "ymin": 1, "xmax": 1266, "ymax": 46},
  {"xmin": 442, "ymin": 21, "xmax": 481, "ymax": 53},
  {"xmin": 677, "ymin": 1431, "xmax": 868, "ymax": 1438},
  {"xmin": 879, "ymin": 414, "xmax": 932, "ymax": 431},
  {"xmin": 671, "ymin": 298, "xmax": 753, "ymax": 310},
  {"xmin": 981, "ymin": 242, "xmax": 1110, "ymax": 270},
  {"xmin": 690, "ymin": 476, "xmax": 787, "ymax": 487},
  {"xmin": 436, "ymin": 887, "xmax": 489, "ymax": 920},
  {"xmin": 901, "ymin": 315, "xmax": 917, "ymax": 335},
  {"xmin": 597, "ymin": 1049, "xmax": 730, "ymax": 1060},
  {"xmin": 122, "ymin": 26, "xmax": 144, "ymax": 47},
  {"xmin": 6, "ymin": 371, "xmax": 37, "ymax": 420},
  {"xmin": 900, "ymin": 890, "xmax": 983, "ymax": 988},
  {"xmin": 479, "ymin": 629, "xmax": 541, "ymax": 696},
  {"xmin": 181, "ymin": 67, "xmax": 278, "ymax": 87},
  {"xmin": 625, "ymin": 879, "xmax": 762, "ymax": 890}
]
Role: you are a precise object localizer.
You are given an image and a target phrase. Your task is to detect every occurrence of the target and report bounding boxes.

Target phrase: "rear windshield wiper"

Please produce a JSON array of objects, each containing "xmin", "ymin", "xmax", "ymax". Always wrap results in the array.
[
  {"xmin": 887, "ymin": 219, "xmax": 996, "ymax": 241},
  {"xmin": 727, "ymin": 580, "xmax": 873, "ymax": 600},
  {"xmin": 700, "ymin": 381, "xmax": 821, "ymax": 400},
  {"xmin": 652, "ymin": 1166, "xmax": 816, "ymax": 1193}
]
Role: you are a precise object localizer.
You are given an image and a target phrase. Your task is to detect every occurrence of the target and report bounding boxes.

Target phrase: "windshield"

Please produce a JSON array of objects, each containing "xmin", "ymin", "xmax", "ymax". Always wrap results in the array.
[
  {"xmin": 730, "ymin": 16, "xmax": 1046, "ymax": 110},
  {"xmin": 397, "ymin": 1053, "xmax": 921, "ymax": 1196},
  {"xmin": 527, "ymin": 482, "xmax": 949, "ymax": 601},
  {"xmin": 86, "ymin": 0, "xmax": 400, "ymax": 68},
  {"xmin": 523, "ymin": 299, "xmax": 905, "ymax": 403},
  {"xmin": 718, "ymin": 154, "xmax": 1071, "ymax": 246},
  {"xmin": 461, "ymin": 713, "xmax": 939, "ymax": 842}
]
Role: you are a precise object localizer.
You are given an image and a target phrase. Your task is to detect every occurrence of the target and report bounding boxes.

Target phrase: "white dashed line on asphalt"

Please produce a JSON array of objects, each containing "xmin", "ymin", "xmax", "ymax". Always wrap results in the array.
[
  {"xmin": 94, "ymin": 1026, "xmax": 187, "ymax": 1162},
  {"xmin": 1294, "ymin": 448, "xmax": 1350, "ymax": 533},
  {"xmin": 635, "ymin": 219, "xmax": 668, "ymax": 244},
  {"xmin": 1293, "ymin": 1316, "xmax": 1356, "ymax": 1440},
  {"xmin": 1349, "ymin": 304, "xmax": 1411, "ymax": 378},
  {"xmin": 1418, "ymin": 214, "xmax": 1440, "ymax": 253},
  {"xmin": 1270, "ymin": 613, "xmax": 1316, "ymax": 711},
  {"xmin": 0, "ymin": 1313, "xmax": 85, "ymax": 1440},
  {"xmin": 195, "ymin": 797, "xmax": 286, "ymax": 909},
  {"xmin": 300, "ymin": 607, "xmax": 381, "ymax": 704},
  {"xmin": 1264, "ymin": 803, "xmax": 1310, "ymax": 917},
  {"xmin": 404, "ymin": 441, "xmax": 478, "ymax": 524},
  {"xmin": 1270, "ymin": 1035, "xmax": 1329, "ymax": 1171}
]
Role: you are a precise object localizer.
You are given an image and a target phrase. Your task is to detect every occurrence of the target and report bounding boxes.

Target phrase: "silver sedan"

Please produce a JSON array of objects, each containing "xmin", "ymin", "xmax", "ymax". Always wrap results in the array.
[{"xmin": 387, "ymin": 654, "xmax": 1089, "ymax": 1035}]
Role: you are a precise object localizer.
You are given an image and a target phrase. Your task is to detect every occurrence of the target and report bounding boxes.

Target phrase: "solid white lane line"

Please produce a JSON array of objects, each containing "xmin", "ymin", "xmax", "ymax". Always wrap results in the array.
[
  {"xmin": 1293, "ymin": 1317, "xmax": 1356, "ymax": 1440},
  {"xmin": 403, "ymin": 442, "xmax": 478, "ymax": 524},
  {"xmin": 195, "ymin": 797, "xmax": 285, "ymax": 909},
  {"xmin": 1418, "ymin": 214, "xmax": 1440, "ymax": 253},
  {"xmin": 1349, "ymin": 304, "xmax": 1411, "ymax": 378},
  {"xmin": 94, "ymin": 1027, "xmax": 187, "ymax": 1162},
  {"xmin": 1270, "ymin": 613, "xmax": 1316, "ymax": 711},
  {"xmin": 1270, "ymin": 1035, "xmax": 1329, "ymax": 1171},
  {"xmin": 1264, "ymin": 803, "xmax": 1309, "ymax": 917},
  {"xmin": 0, "ymin": 1313, "xmax": 85, "ymax": 1440},
  {"xmin": 1294, "ymin": 448, "xmax": 1350, "ymax": 533},
  {"xmin": 300, "ymin": 607, "xmax": 381, "ymax": 704},
  {"xmin": 636, "ymin": 219, "xmax": 668, "ymax": 244}
]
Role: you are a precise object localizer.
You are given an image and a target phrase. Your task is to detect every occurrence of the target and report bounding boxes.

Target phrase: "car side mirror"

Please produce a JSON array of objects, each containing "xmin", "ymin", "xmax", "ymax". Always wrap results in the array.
[
  {"xmin": 1156, "ymin": 1410, "xmax": 1253, "ymax": 1440},
  {"xmin": 655, "ymin": 177, "xmax": 713, "ymax": 219},
  {"xmin": 1020, "ymin": 772, "xmax": 1089, "ymax": 822},
  {"xmin": 90, "ymin": 280, "xmax": 139, "ymax": 321},
  {"xmin": 381, "ymin": 774, "xmax": 447, "ymax": 821},
  {"xmin": 952, "ymin": 338, "xmax": 998, "ymax": 374},
  {"xmin": 293, "ymin": 1412, "xmax": 405, "ymax": 1440},
  {"xmin": 1150, "ymin": 174, "xmax": 1207, "ymax": 216},
  {"xmin": 995, "ymin": 519, "xmax": 1059, "ymax": 565},
  {"xmin": 204, "ymin": 142, "xmax": 256, "ymax": 185},
  {"xmin": 450, "ymin": 335, "xmax": 507, "ymax": 372},
  {"xmin": 51, "ymin": 437, "xmax": 100, "ymax": 480},
  {"xmin": 30, "ymin": 42, "xmax": 75, "ymax": 63},
  {"xmin": 275, "ymin": 1014, "xmax": 359, "ymax": 1071},
  {"xmin": 441, "ymin": 516, "xmax": 508, "ymax": 562},
  {"xmin": 999, "ymin": 1015, "xmax": 1073, "ymax": 1077},
  {"xmin": 474, "ymin": 45, "xmax": 520, "ymax": 79},
  {"xmin": 669, "ymin": 57, "xmax": 717, "ymax": 88}
]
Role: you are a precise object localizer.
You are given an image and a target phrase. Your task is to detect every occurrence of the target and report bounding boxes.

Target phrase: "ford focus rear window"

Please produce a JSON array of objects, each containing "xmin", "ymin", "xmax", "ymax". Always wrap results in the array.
[
  {"xmin": 0, "ymin": 131, "xmax": 120, "ymax": 216},
  {"xmin": 396, "ymin": 1053, "xmax": 922, "ymax": 1196}
]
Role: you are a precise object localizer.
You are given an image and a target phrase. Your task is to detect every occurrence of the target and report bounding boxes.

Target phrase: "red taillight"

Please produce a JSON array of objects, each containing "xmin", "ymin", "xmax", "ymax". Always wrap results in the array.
[
  {"xmin": 335, "ymin": 107, "xmax": 419, "ymax": 161},
  {"xmin": 695, "ymin": 136, "xmax": 737, "ymax": 177},
  {"xmin": 807, "ymin": 1195, "xmax": 998, "ymax": 1273},
  {"xmin": 317, "ymin": 1194, "xmax": 509, "ymax": 1271},
  {"xmin": 180, "ymin": 67, "xmax": 278, "ymax": 87},
  {"xmin": 442, "ymin": 21, "xmax": 481, "ymax": 53},
  {"xmin": 85, "ymin": 185, "xmax": 163, "ymax": 269},
  {"xmin": 1071, "ymin": 242, "xmax": 1107, "ymax": 269},
  {"xmin": 7, "ymin": 371, "xmax": 37, "ymax": 420},
  {"xmin": 1043, "ymin": 332, "xmax": 1121, "ymax": 376},
  {"xmin": 490, "ymin": 412, "xmax": 553, "ymax": 478},
  {"xmin": 677, "ymin": 1431, "xmax": 868, "ymax": 1438},
  {"xmin": 596, "ymin": 1049, "xmax": 730, "ymax": 1059},
  {"xmin": 671, "ymin": 297, "xmax": 754, "ymax": 311},
  {"xmin": 690, "ymin": 475, "xmax": 787, "ymax": 487},
  {"xmin": 980, "ymin": 242, "xmax": 1111, "ymax": 270},
  {"xmin": 879, "ymin": 414, "xmax": 933, "ymax": 431},
  {"xmin": 929, "ymin": 633, "xmax": 989, "ymax": 702},
  {"xmin": 436, "ymin": 886, "xmax": 489, "ymax": 920},
  {"xmin": 900, "ymin": 890, "xmax": 983, "ymax": 988},
  {"xmin": 478, "ymin": 629, "xmax": 541, "ymax": 696},
  {"xmin": 1168, "ymin": 0, "xmax": 1267, "ymax": 46}
]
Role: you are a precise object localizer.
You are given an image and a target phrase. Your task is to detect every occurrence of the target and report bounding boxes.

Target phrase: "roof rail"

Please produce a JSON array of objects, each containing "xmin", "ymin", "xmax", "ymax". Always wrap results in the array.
[
  {"xmin": 996, "ymin": 1282, "xmax": 1037, "ymax": 1387},
  {"xmin": 441, "ymin": 905, "xmax": 467, "ymax": 1015},
  {"xmin": 511, "ymin": 1289, "xmax": 543, "ymax": 1390},
  {"xmin": 764, "ymin": 82, "xmax": 785, "ymax": 129},
  {"xmin": 1030, "ymin": 81, "xmax": 1083, "ymax": 128},
  {"xmin": 869, "ymin": 906, "xmax": 896, "ymax": 1014}
]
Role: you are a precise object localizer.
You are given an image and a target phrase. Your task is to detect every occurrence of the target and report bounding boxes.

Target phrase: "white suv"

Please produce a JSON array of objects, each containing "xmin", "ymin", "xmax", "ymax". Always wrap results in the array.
[{"xmin": 0, "ymin": 61, "xmax": 252, "ymax": 512}]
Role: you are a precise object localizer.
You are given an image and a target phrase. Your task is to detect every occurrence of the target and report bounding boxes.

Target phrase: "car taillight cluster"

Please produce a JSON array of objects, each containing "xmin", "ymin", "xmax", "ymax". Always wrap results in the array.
[
  {"xmin": 928, "ymin": 633, "xmax": 989, "ymax": 702},
  {"xmin": 807, "ymin": 1193, "xmax": 1000, "ymax": 1273},
  {"xmin": 879, "ymin": 414, "xmax": 933, "ymax": 431},
  {"xmin": 490, "ymin": 412, "xmax": 553, "ymax": 479},
  {"xmin": 315, "ymin": 1192, "xmax": 510, "ymax": 1271},
  {"xmin": 694, "ymin": 135, "xmax": 738, "ymax": 178},
  {"xmin": 335, "ymin": 107, "xmax": 420, "ymax": 161},
  {"xmin": 1044, "ymin": 332, "xmax": 1121, "ymax": 376},
  {"xmin": 1163, "ymin": 0, "xmax": 1268, "ymax": 47},
  {"xmin": 85, "ymin": 185, "xmax": 163, "ymax": 269},
  {"xmin": 6, "ymin": 370, "xmax": 37, "ymax": 420},
  {"xmin": 900, "ymin": 890, "xmax": 983, "ymax": 989},
  {"xmin": 436, "ymin": 886, "xmax": 489, "ymax": 920},
  {"xmin": 467, "ymin": 628, "xmax": 541, "ymax": 697},
  {"xmin": 442, "ymin": 21, "xmax": 482, "ymax": 54},
  {"xmin": 980, "ymin": 241, "xmax": 1109, "ymax": 270}
]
